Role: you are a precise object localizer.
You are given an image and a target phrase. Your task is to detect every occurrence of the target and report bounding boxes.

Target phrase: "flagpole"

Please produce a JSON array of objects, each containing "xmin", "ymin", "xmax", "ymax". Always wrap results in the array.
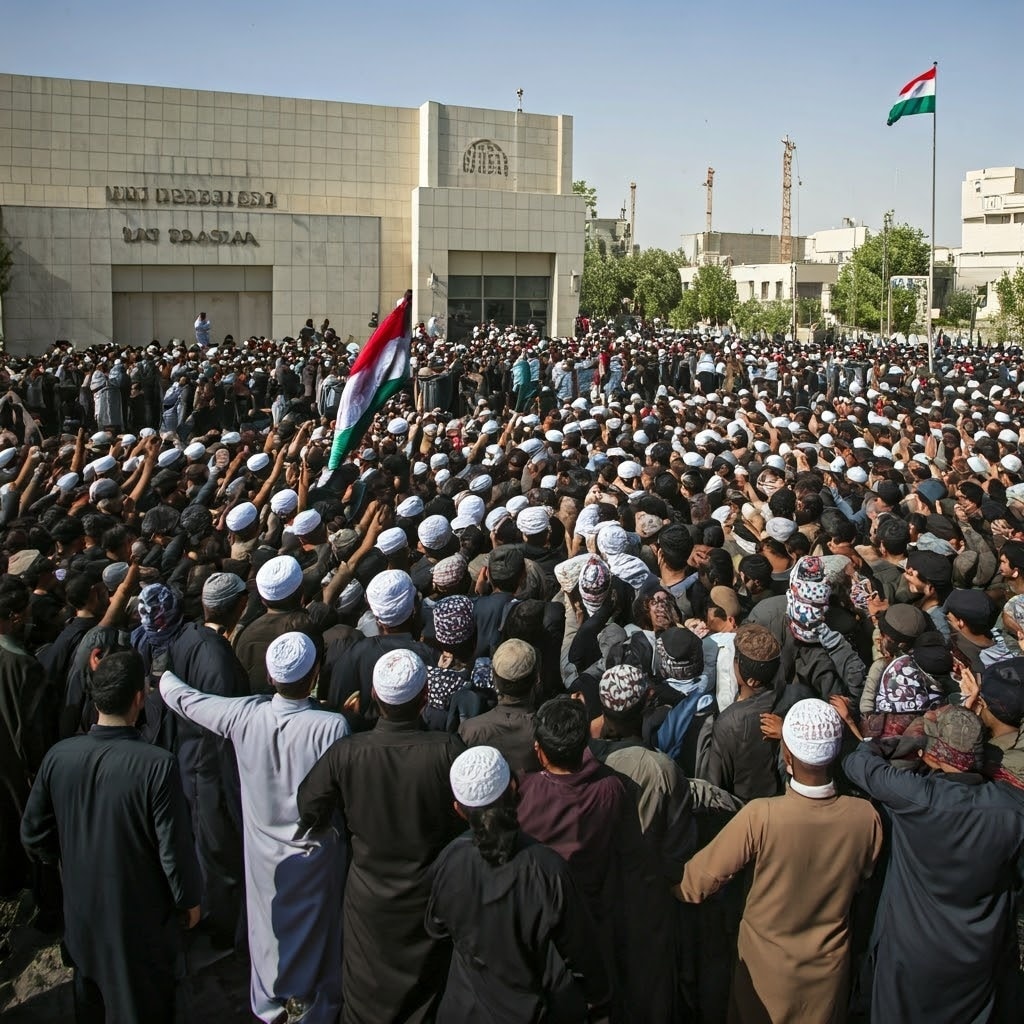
[{"xmin": 927, "ymin": 60, "xmax": 937, "ymax": 373}]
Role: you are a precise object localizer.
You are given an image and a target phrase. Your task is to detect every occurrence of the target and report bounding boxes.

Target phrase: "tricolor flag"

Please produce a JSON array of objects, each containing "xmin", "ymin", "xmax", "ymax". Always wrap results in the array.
[
  {"xmin": 328, "ymin": 290, "xmax": 412, "ymax": 470},
  {"xmin": 887, "ymin": 67, "xmax": 936, "ymax": 126}
]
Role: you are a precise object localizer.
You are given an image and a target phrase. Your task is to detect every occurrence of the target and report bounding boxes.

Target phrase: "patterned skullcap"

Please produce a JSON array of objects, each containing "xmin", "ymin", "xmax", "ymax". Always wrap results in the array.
[
  {"xmin": 449, "ymin": 746, "xmax": 511, "ymax": 808},
  {"xmin": 579, "ymin": 557, "xmax": 611, "ymax": 604},
  {"xmin": 516, "ymin": 506, "xmax": 550, "ymax": 537},
  {"xmin": 432, "ymin": 554, "xmax": 468, "ymax": 591},
  {"xmin": 373, "ymin": 648, "xmax": 427, "ymax": 705},
  {"xmin": 782, "ymin": 699, "xmax": 844, "ymax": 766},
  {"xmin": 433, "ymin": 595, "xmax": 476, "ymax": 646},
  {"xmin": 138, "ymin": 583, "xmax": 182, "ymax": 633},
  {"xmin": 266, "ymin": 631, "xmax": 317, "ymax": 686},
  {"xmin": 599, "ymin": 664, "xmax": 647, "ymax": 713},
  {"xmin": 554, "ymin": 554, "xmax": 590, "ymax": 594}
]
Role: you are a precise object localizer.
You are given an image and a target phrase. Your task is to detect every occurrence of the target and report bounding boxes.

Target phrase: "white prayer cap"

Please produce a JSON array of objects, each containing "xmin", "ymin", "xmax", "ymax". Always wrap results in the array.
[
  {"xmin": 704, "ymin": 475, "xmax": 724, "ymax": 494},
  {"xmin": 469, "ymin": 474, "xmax": 492, "ymax": 493},
  {"xmin": 271, "ymin": 489, "xmax": 299, "ymax": 516},
  {"xmin": 782, "ymin": 698, "xmax": 844, "ymax": 766},
  {"xmin": 120, "ymin": 433, "xmax": 138, "ymax": 446},
  {"xmin": 93, "ymin": 454, "xmax": 117, "ymax": 474},
  {"xmin": 336, "ymin": 578, "xmax": 364, "ymax": 613},
  {"xmin": 139, "ymin": 427, "xmax": 157, "ymax": 438},
  {"xmin": 290, "ymin": 509, "xmax": 322, "ymax": 537},
  {"xmin": 765, "ymin": 454, "xmax": 786, "ymax": 472},
  {"xmin": 1001, "ymin": 454, "xmax": 1023, "ymax": 474},
  {"xmin": 157, "ymin": 448, "xmax": 183, "ymax": 470},
  {"xmin": 597, "ymin": 523, "xmax": 628, "ymax": 557},
  {"xmin": 449, "ymin": 746, "xmax": 511, "ymax": 808},
  {"xmin": 819, "ymin": 433, "xmax": 835, "ymax": 448},
  {"xmin": 998, "ymin": 429, "xmax": 1018, "ymax": 445},
  {"xmin": 765, "ymin": 516, "xmax": 797, "ymax": 542},
  {"xmin": 56, "ymin": 472, "xmax": 79, "ymax": 493},
  {"xmin": 682, "ymin": 452, "xmax": 704, "ymax": 468},
  {"xmin": 516, "ymin": 506, "xmax": 549, "ymax": 537},
  {"xmin": 367, "ymin": 569, "xmax": 417, "ymax": 626},
  {"xmin": 247, "ymin": 452, "xmax": 271, "ymax": 473},
  {"xmin": 184, "ymin": 441, "xmax": 207, "ymax": 461},
  {"xmin": 711, "ymin": 505, "xmax": 731, "ymax": 525},
  {"xmin": 485, "ymin": 507, "xmax": 510, "ymax": 532},
  {"xmin": 418, "ymin": 515, "xmax": 453, "ymax": 550},
  {"xmin": 89, "ymin": 478, "xmax": 119, "ymax": 503},
  {"xmin": 541, "ymin": 475, "xmax": 558, "ymax": 490},
  {"xmin": 226, "ymin": 502, "xmax": 259, "ymax": 532},
  {"xmin": 377, "ymin": 527, "xmax": 409, "ymax": 555},
  {"xmin": 257, "ymin": 555, "xmax": 304, "ymax": 602},
  {"xmin": 102, "ymin": 561, "xmax": 129, "ymax": 590},
  {"xmin": 618, "ymin": 460, "xmax": 642, "ymax": 480},
  {"xmin": 90, "ymin": 431, "xmax": 111, "ymax": 446},
  {"xmin": 373, "ymin": 648, "xmax": 427, "ymax": 705},
  {"xmin": 387, "ymin": 417, "xmax": 409, "ymax": 435},
  {"xmin": 0, "ymin": 448, "xmax": 17, "ymax": 470},
  {"xmin": 506, "ymin": 495, "xmax": 529, "ymax": 516},
  {"xmin": 197, "ymin": 576, "xmax": 246, "ymax": 614},
  {"xmin": 430, "ymin": 453, "xmax": 449, "ymax": 471},
  {"xmin": 545, "ymin": 429, "xmax": 563, "ymax": 444},
  {"xmin": 266, "ymin": 631, "xmax": 317, "ymax": 686},
  {"xmin": 434, "ymin": 469, "xmax": 451, "ymax": 485},
  {"xmin": 520, "ymin": 438, "xmax": 544, "ymax": 456},
  {"xmin": 967, "ymin": 456, "xmax": 989, "ymax": 475},
  {"xmin": 633, "ymin": 430, "xmax": 650, "ymax": 446},
  {"xmin": 412, "ymin": 462, "xmax": 428, "ymax": 477},
  {"xmin": 221, "ymin": 431, "xmax": 242, "ymax": 444},
  {"xmin": 573, "ymin": 504, "xmax": 602, "ymax": 538},
  {"xmin": 396, "ymin": 496, "xmax": 424, "ymax": 518},
  {"xmin": 846, "ymin": 467, "xmax": 868, "ymax": 484},
  {"xmin": 458, "ymin": 495, "xmax": 485, "ymax": 526}
]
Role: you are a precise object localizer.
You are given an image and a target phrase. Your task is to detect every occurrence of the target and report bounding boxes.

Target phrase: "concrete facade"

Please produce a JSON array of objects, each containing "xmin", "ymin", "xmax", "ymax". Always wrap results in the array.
[{"xmin": 0, "ymin": 75, "xmax": 584, "ymax": 353}]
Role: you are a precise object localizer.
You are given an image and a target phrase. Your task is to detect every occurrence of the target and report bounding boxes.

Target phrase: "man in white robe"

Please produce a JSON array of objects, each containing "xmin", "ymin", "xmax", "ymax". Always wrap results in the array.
[{"xmin": 160, "ymin": 630, "xmax": 348, "ymax": 1024}]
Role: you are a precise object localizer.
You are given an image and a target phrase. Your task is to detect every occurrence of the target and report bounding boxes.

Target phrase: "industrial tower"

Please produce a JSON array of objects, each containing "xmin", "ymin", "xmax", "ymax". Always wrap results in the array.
[
  {"xmin": 703, "ymin": 167, "xmax": 715, "ymax": 236},
  {"xmin": 780, "ymin": 136, "xmax": 796, "ymax": 264}
]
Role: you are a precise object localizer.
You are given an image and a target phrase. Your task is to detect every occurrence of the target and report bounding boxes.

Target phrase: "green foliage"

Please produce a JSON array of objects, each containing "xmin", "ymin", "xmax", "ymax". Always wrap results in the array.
[
  {"xmin": 994, "ymin": 268, "xmax": 1024, "ymax": 340},
  {"xmin": 581, "ymin": 245, "xmax": 689, "ymax": 321},
  {"xmin": 580, "ymin": 241, "xmax": 622, "ymax": 317},
  {"xmin": 939, "ymin": 288, "xmax": 975, "ymax": 327},
  {"xmin": 890, "ymin": 287, "xmax": 919, "ymax": 335},
  {"xmin": 830, "ymin": 223, "xmax": 930, "ymax": 329},
  {"xmin": 572, "ymin": 179, "xmax": 598, "ymax": 217},
  {"xmin": 797, "ymin": 297, "xmax": 821, "ymax": 326},
  {"xmin": 670, "ymin": 264, "xmax": 737, "ymax": 328},
  {"xmin": 732, "ymin": 298, "xmax": 792, "ymax": 337}
]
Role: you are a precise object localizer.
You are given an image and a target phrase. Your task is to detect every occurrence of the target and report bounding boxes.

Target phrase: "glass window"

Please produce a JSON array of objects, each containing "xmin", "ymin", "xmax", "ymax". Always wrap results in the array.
[
  {"xmin": 775, "ymin": 281, "xmax": 783, "ymax": 300},
  {"xmin": 484, "ymin": 297, "xmax": 513, "ymax": 322},
  {"xmin": 449, "ymin": 275, "xmax": 481, "ymax": 298},
  {"xmin": 516, "ymin": 276, "xmax": 549, "ymax": 300},
  {"xmin": 448, "ymin": 298, "xmax": 482, "ymax": 325},
  {"xmin": 484, "ymin": 275, "xmax": 514, "ymax": 298},
  {"xmin": 516, "ymin": 301, "xmax": 547, "ymax": 327}
]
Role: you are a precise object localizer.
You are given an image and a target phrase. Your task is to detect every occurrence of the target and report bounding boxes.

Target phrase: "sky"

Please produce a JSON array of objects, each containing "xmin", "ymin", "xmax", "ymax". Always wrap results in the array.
[{"xmin": 3, "ymin": 0, "xmax": 1021, "ymax": 252}]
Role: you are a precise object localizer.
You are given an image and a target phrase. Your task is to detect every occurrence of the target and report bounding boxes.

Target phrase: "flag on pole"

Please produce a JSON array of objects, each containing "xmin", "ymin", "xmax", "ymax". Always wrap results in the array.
[
  {"xmin": 327, "ymin": 291, "xmax": 412, "ymax": 470},
  {"xmin": 887, "ymin": 67, "xmax": 936, "ymax": 126}
]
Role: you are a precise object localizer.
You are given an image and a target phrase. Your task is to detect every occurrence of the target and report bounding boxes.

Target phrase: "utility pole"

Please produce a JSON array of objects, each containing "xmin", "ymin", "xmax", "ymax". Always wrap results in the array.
[
  {"xmin": 780, "ymin": 136, "xmax": 796, "ymax": 264},
  {"xmin": 629, "ymin": 182, "xmax": 637, "ymax": 254},
  {"xmin": 881, "ymin": 209, "xmax": 893, "ymax": 337}
]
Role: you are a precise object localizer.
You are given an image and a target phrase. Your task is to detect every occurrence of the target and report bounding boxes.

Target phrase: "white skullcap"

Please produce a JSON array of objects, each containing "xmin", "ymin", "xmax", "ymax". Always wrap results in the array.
[
  {"xmin": 818, "ymin": 433, "xmax": 834, "ymax": 448},
  {"xmin": 682, "ymin": 452, "xmax": 705, "ymax": 468},
  {"xmin": 1001, "ymin": 454, "xmax": 1023, "ymax": 474},
  {"xmin": 506, "ymin": 495, "xmax": 529, "ymax": 515},
  {"xmin": 459, "ymin": 494, "xmax": 485, "ymax": 526},
  {"xmin": 469, "ymin": 474, "xmax": 492, "ymax": 493},
  {"xmin": 633, "ymin": 430, "xmax": 650, "ymax": 446},
  {"xmin": 226, "ymin": 502, "xmax": 259, "ymax": 532},
  {"xmin": 366, "ymin": 569, "xmax": 417, "ymax": 626},
  {"xmin": 247, "ymin": 452, "xmax": 271, "ymax": 473},
  {"xmin": 372, "ymin": 647, "xmax": 426, "ymax": 705},
  {"xmin": 430, "ymin": 453, "xmax": 449, "ymax": 470},
  {"xmin": 782, "ymin": 698, "xmax": 844, "ymax": 766},
  {"xmin": 89, "ymin": 478, "xmax": 119, "ymax": 502},
  {"xmin": 597, "ymin": 523, "xmax": 628, "ymax": 556},
  {"xmin": 418, "ymin": 514, "xmax": 452, "ymax": 550},
  {"xmin": 336, "ymin": 578, "xmax": 364, "ymax": 612},
  {"xmin": 56, "ymin": 472, "xmax": 80, "ymax": 493},
  {"xmin": 93, "ymin": 454, "xmax": 117, "ymax": 474},
  {"xmin": 450, "ymin": 746, "xmax": 511, "ymax": 808},
  {"xmin": 765, "ymin": 516, "xmax": 797, "ymax": 541},
  {"xmin": 271, "ymin": 489, "xmax": 299, "ymax": 516},
  {"xmin": 545, "ymin": 430, "xmax": 564, "ymax": 444},
  {"xmin": 202, "ymin": 572, "xmax": 247, "ymax": 604},
  {"xmin": 765, "ymin": 454, "xmax": 786, "ymax": 472},
  {"xmin": 396, "ymin": 496, "xmax": 424, "ymax": 518},
  {"xmin": 266, "ymin": 631, "xmax": 317, "ymax": 686},
  {"xmin": 157, "ymin": 448, "xmax": 183, "ymax": 469},
  {"xmin": 711, "ymin": 505, "xmax": 731, "ymax": 525},
  {"xmin": 290, "ymin": 509, "xmax": 322, "ymax": 537},
  {"xmin": 140, "ymin": 427, "xmax": 157, "ymax": 438},
  {"xmin": 377, "ymin": 527, "xmax": 409, "ymax": 555},
  {"xmin": 618, "ymin": 460, "xmax": 643, "ymax": 480},
  {"xmin": 485, "ymin": 507, "xmax": 510, "ymax": 531},
  {"xmin": 517, "ymin": 506, "xmax": 549, "ymax": 536},
  {"xmin": 967, "ymin": 456, "xmax": 989, "ymax": 475},
  {"xmin": 120, "ymin": 433, "xmax": 138, "ymax": 446},
  {"xmin": 387, "ymin": 417, "xmax": 409, "ymax": 435},
  {"xmin": 90, "ymin": 431, "xmax": 111, "ymax": 445},
  {"xmin": 999, "ymin": 429, "xmax": 1018, "ymax": 445},
  {"xmin": 221, "ymin": 431, "xmax": 242, "ymax": 444},
  {"xmin": 541, "ymin": 475, "xmax": 558, "ymax": 490},
  {"xmin": 846, "ymin": 467, "xmax": 868, "ymax": 485},
  {"xmin": 0, "ymin": 448, "xmax": 18, "ymax": 469},
  {"xmin": 434, "ymin": 469, "xmax": 451, "ymax": 485},
  {"xmin": 412, "ymin": 462, "xmax": 428, "ymax": 477},
  {"xmin": 184, "ymin": 441, "xmax": 207, "ymax": 461},
  {"xmin": 257, "ymin": 555, "xmax": 304, "ymax": 602},
  {"xmin": 101, "ymin": 561, "xmax": 130, "ymax": 590},
  {"xmin": 704, "ymin": 475, "xmax": 725, "ymax": 494}
]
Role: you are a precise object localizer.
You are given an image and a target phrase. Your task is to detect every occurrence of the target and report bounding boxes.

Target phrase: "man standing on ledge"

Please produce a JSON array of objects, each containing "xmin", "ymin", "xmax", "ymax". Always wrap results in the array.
[{"xmin": 194, "ymin": 310, "xmax": 212, "ymax": 348}]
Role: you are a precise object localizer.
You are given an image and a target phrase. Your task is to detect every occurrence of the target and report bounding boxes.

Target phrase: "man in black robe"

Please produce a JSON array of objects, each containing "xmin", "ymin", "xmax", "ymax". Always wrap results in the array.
[
  {"xmin": 298, "ymin": 648, "xmax": 465, "ymax": 1024},
  {"xmin": 21, "ymin": 650, "xmax": 200, "ymax": 1024}
]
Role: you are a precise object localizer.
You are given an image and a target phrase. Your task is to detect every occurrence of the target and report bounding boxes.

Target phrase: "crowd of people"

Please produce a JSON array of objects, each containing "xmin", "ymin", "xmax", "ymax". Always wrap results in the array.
[{"xmin": 1, "ymin": 310, "xmax": 1024, "ymax": 1024}]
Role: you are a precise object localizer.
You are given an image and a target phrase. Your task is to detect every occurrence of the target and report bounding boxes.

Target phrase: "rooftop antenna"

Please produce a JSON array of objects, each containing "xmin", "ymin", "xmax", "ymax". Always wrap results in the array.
[{"xmin": 516, "ymin": 88, "xmax": 523, "ymax": 114}]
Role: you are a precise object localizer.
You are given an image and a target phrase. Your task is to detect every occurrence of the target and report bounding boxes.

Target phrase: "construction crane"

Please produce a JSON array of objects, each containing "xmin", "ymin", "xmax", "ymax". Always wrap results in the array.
[
  {"xmin": 703, "ymin": 167, "xmax": 715, "ymax": 238},
  {"xmin": 780, "ymin": 136, "xmax": 796, "ymax": 264},
  {"xmin": 629, "ymin": 182, "xmax": 637, "ymax": 251}
]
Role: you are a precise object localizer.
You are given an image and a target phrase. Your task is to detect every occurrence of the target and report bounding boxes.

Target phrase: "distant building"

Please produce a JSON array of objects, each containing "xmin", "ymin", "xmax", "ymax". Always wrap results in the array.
[{"xmin": 586, "ymin": 215, "xmax": 635, "ymax": 258}]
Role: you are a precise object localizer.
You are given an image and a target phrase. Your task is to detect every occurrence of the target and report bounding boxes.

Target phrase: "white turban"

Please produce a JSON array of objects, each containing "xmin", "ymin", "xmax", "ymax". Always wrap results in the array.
[
  {"xmin": 366, "ymin": 570, "xmax": 416, "ymax": 626},
  {"xmin": 266, "ymin": 631, "xmax": 317, "ymax": 685},
  {"xmin": 506, "ymin": 495, "xmax": 529, "ymax": 516},
  {"xmin": 597, "ymin": 524, "xmax": 628, "ymax": 557},
  {"xmin": 373, "ymin": 648, "xmax": 427, "ymax": 705},
  {"xmin": 516, "ymin": 506, "xmax": 549, "ymax": 537},
  {"xmin": 256, "ymin": 555, "xmax": 303, "ymax": 602},
  {"xmin": 449, "ymin": 746, "xmax": 511, "ymax": 808},
  {"xmin": 782, "ymin": 699, "xmax": 844, "ymax": 766}
]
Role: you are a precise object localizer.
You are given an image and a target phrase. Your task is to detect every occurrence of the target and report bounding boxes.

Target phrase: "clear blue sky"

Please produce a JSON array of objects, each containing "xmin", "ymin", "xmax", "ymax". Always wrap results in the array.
[{"xmin": 3, "ymin": 0, "xmax": 1020, "ymax": 251}]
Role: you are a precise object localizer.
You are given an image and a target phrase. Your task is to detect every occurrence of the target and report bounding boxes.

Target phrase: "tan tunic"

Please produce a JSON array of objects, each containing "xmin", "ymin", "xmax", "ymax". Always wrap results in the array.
[{"xmin": 679, "ymin": 787, "xmax": 882, "ymax": 1024}]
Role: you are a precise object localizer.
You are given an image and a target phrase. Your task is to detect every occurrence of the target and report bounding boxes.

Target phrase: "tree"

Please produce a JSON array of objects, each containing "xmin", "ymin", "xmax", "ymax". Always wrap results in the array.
[
  {"xmin": 573, "ymin": 180, "xmax": 598, "ymax": 218},
  {"xmin": 994, "ymin": 267, "xmax": 1024, "ymax": 340},
  {"xmin": 797, "ymin": 297, "xmax": 821, "ymax": 326},
  {"xmin": 580, "ymin": 241, "xmax": 622, "ymax": 318},
  {"xmin": 939, "ymin": 288, "xmax": 975, "ymax": 328},
  {"xmin": 671, "ymin": 264, "xmax": 737, "ymax": 327},
  {"xmin": 830, "ymin": 223, "xmax": 929, "ymax": 330},
  {"xmin": 628, "ymin": 248, "xmax": 687, "ymax": 320},
  {"xmin": 732, "ymin": 298, "xmax": 791, "ymax": 337}
]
